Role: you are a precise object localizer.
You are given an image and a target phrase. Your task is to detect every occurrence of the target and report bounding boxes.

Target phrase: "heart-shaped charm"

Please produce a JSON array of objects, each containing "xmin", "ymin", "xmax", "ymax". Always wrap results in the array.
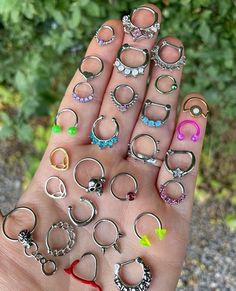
[
  {"xmin": 64, "ymin": 252, "xmax": 102, "ymax": 291},
  {"xmin": 82, "ymin": 71, "xmax": 94, "ymax": 80},
  {"xmin": 155, "ymin": 228, "xmax": 167, "ymax": 240},
  {"xmin": 139, "ymin": 235, "xmax": 151, "ymax": 247}
]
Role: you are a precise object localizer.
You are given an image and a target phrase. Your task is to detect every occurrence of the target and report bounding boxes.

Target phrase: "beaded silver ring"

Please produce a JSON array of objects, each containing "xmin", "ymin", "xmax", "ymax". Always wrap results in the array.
[
  {"xmin": 95, "ymin": 24, "xmax": 115, "ymax": 46},
  {"xmin": 122, "ymin": 6, "xmax": 160, "ymax": 41},
  {"xmin": 151, "ymin": 40, "xmax": 186, "ymax": 70},
  {"xmin": 141, "ymin": 99, "xmax": 171, "ymax": 127},
  {"xmin": 110, "ymin": 84, "xmax": 138, "ymax": 112},
  {"xmin": 114, "ymin": 43, "xmax": 149, "ymax": 77},
  {"xmin": 72, "ymin": 81, "xmax": 95, "ymax": 103}
]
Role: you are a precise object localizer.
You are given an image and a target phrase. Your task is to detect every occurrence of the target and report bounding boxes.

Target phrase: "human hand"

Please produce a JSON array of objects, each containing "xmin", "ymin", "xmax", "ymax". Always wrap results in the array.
[{"xmin": 0, "ymin": 4, "xmax": 208, "ymax": 291}]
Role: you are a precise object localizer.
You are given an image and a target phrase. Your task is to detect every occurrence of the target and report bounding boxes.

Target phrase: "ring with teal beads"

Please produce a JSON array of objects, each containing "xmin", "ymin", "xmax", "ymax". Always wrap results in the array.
[
  {"xmin": 53, "ymin": 108, "xmax": 79, "ymax": 137},
  {"xmin": 155, "ymin": 74, "xmax": 178, "ymax": 94},
  {"xmin": 90, "ymin": 115, "xmax": 119, "ymax": 149},
  {"xmin": 141, "ymin": 99, "xmax": 171, "ymax": 128}
]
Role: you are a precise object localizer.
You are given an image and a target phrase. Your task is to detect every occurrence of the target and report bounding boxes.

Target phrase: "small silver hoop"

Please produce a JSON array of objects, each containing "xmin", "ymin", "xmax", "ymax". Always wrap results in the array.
[
  {"xmin": 72, "ymin": 81, "xmax": 95, "ymax": 103},
  {"xmin": 128, "ymin": 134, "xmax": 160, "ymax": 166},
  {"xmin": 141, "ymin": 99, "xmax": 171, "ymax": 127},
  {"xmin": 90, "ymin": 115, "xmax": 119, "ymax": 149},
  {"xmin": 78, "ymin": 55, "xmax": 104, "ymax": 81},
  {"xmin": 114, "ymin": 43, "xmax": 149, "ymax": 77},
  {"xmin": 122, "ymin": 5, "xmax": 160, "ymax": 41},
  {"xmin": 151, "ymin": 40, "xmax": 186, "ymax": 70},
  {"xmin": 110, "ymin": 172, "xmax": 138, "ymax": 201},
  {"xmin": 110, "ymin": 84, "xmax": 138, "ymax": 112},
  {"xmin": 68, "ymin": 197, "xmax": 97, "ymax": 226},
  {"xmin": 160, "ymin": 180, "xmax": 186, "ymax": 205},
  {"xmin": 44, "ymin": 176, "xmax": 67, "ymax": 199},
  {"xmin": 73, "ymin": 157, "xmax": 106, "ymax": 196},
  {"xmin": 46, "ymin": 221, "xmax": 76, "ymax": 256},
  {"xmin": 114, "ymin": 257, "xmax": 152, "ymax": 291},
  {"xmin": 2, "ymin": 207, "xmax": 37, "ymax": 242},
  {"xmin": 155, "ymin": 75, "xmax": 178, "ymax": 94},
  {"xmin": 93, "ymin": 219, "xmax": 124, "ymax": 254},
  {"xmin": 164, "ymin": 149, "xmax": 196, "ymax": 178},
  {"xmin": 95, "ymin": 24, "xmax": 115, "ymax": 46}
]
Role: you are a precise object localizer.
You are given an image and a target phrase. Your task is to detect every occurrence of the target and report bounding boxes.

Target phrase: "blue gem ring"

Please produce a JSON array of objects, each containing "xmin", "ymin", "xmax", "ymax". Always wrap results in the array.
[
  {"xmin": 114, "ymin": 44, "xmax": 149, "ymax": 77},
  {"xmin": 141, "ymin": 99, "xmax": 171, "ymax": 128},
  {"xmin": 90, "ymin": 115, "xmax": 119, "ymax": 149}
]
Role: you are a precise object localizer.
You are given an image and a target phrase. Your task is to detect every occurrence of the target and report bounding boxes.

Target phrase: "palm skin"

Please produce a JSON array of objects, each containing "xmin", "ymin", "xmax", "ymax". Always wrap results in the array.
[{"xmin": 0, "ymin": 3, "xmax": 207, "ymax": 291}]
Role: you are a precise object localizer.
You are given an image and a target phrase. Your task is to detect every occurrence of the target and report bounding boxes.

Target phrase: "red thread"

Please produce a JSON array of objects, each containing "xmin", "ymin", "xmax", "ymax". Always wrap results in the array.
[{"xmin": 64, "ymin": 259, "xmax": 102, "ymax": 291}]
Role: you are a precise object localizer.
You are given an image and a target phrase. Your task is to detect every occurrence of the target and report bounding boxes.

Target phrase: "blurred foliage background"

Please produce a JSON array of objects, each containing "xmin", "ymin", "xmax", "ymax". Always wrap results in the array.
[{"xmin": 0, "ymin": 0, "xmax": 236, "ymax": 223}]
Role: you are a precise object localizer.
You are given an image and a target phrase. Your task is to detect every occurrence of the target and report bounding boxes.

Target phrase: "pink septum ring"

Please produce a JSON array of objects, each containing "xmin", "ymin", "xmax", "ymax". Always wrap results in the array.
[{"xmin": 176, "ymin": 120, "xmax": 200, "ymax": 142}]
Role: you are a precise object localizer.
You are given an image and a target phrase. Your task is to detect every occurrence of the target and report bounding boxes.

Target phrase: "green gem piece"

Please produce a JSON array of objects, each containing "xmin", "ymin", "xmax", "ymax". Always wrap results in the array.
[
  {"xmin": 68, "ymin": 126, "xmax": 77, "ymax": 136},
  {"xmin": 52, "ymin": 125, "xmax": 61, "ymax": 133},
  {"xmin": 171, "ymin": 84, "xmax": 177, "ymax": 91},
  {"xmin": 155, "ymin": 228, "xmax": 167, "ymax": 240},
  {"xmin": 139, "ymin": 235, "xmax": 151, "ymax": 247},
  {"xmin": 83, "ymin": 71, "xmax": 94, "ymax": 80}
]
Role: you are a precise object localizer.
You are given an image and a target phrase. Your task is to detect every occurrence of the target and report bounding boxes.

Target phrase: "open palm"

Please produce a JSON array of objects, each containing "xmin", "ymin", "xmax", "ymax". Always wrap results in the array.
[{"xmin": 0, "ymin": 4, "xmax": 207, "ymax": 291}]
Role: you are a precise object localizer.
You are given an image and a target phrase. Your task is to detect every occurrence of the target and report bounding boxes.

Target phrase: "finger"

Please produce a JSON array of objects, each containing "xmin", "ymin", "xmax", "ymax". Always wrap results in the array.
[
  {"xmin": 157, "ymin": 93, "xmax": 208, "ymax": 220},
  {"xmin": 127, "ymin": 37, "xmax": 185, "ymax": 178},
  {"xmin": 49, "ymin": 19, "xmax": 124, "ymax": 146},
  {"xmin": 96, "ymin": 4, "xmax": 162, "ymax": 154}
]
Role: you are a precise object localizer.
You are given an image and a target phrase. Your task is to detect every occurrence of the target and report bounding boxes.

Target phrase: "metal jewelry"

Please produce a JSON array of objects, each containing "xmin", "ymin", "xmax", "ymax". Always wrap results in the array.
[
  {"xmin": 110, "ymin": 84, "xmax": 138, "ymax": 112},
  {"xmin": 183, "ymin": 97, "xmax": 209, "ymax": 118},
  {"xmin": 134, "ymin": 212, "xmax": 167, "ymax": 247},
  {"xmin": 114, "ymin": 43, "xmax": 149, "ymax": 77},
  {"xmin": 93, "ymin": 218, "xmax": 124, "ymax": 254},
  {"xmin": 73, "ymin": 157, "xmax": 106, "ymax": 197},
  {"xmin": 128, "ymin": 134, "xmax": 160, "ymax": 166},
  {"xmin": 68, "ymin": 197, "xmax": 97, "ymax": 226},
  {"xmin": 52, "ymin": 108, "xmax": 78, "ymax": 136},
  {"xmin": 114, "ymin": 257, "xmax": 152, "ymax": 291},
  {"xmin": 155, "ymin": 74, "xmax": 178, "ymax": 94},
  {"xmin": 95, "ymin": 24, "xmax": 115, "ymax": 46},
  {"xmin": 164, "ymin": 149, "xmax": 196, "ymax": 178},
  {"xmin": 72, "ymin": 81, "xmax": 95, "ymax": 103},
  {"xmin": 78, "ymin": 55, "xmax": 104, "ymax": 81},
  {"xmin": 90, "ymin": 115, "xmax": 119, "ymax": 149},
  {"xmin": 2, "ymin": 207, "xmax": 57, "ymax": 276},
  {"xmin": 122, "ymin": 5, "xmax": 160, "ymax": 41},
  {"xmin": 160, "ymin": 180, "xmax": 186, "ymax": 205},
  {"xmin": 64, "ymin": 252, "xmax": 102, "ymax": 291},
  {"xmin": 110, "ymin": 172, "xmax": 138, "ymax": 201},
  {"xmin": 151, "ymin": 40, "xmax": 186, "ymax": 70},
  {"xmin": 141, "ymin": 99, "xmax": 171, "ymax": 127},
  {"xmin": 176, "ymin": 119, "xmax": 201, "ymax": 142},
  {"xmin": 49, "ymin": 147, "xmax": 69, "ymax": 171},
  {"xmin": 44, "ymin": 176, "xmax": 67, "ymax": 199},
  {"xmin": 46, "ymin": 221, "xmax": 76, "ymax": 256}
]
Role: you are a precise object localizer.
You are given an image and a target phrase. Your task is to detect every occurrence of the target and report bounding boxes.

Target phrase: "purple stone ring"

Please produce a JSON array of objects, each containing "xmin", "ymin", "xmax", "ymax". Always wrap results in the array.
[
  {"xmin": 110, "ymin": 84, "xmax": 138, "ymax": 112},
  {"xmin": 122, "ymin": 6, "xmax": 160, "ymax": 41},
  {"xmin": 94, "ymin": 24, "xmax": 115, "ymax": 46},
  {"xmin": 72, "ymin": 81, "xmax": 95, "ymax": 103}
]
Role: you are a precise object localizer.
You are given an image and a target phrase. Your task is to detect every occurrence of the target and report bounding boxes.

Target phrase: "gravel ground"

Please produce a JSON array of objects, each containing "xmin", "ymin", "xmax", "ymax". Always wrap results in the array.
[{"xmin": 0, "ymin": 142, "xmax": 235, "ymax": 290}]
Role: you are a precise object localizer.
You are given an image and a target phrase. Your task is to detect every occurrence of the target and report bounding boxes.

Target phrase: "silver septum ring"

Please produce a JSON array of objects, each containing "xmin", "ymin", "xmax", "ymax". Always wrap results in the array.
[
  {"xmin": 122, "ymin": 5, "xmax": 160, "ymax": 41},
  {"xmin": 141, "ymin": 99, "xmax": 171, "ymax": 127},
  {"xmin": 164, "ymin": 149, "xmax": 196, "ymax": 178},
  {"xmin": 114, "ymin": 43, "xmax": 149, "ymax": 77},
  {"xmin": 151, "ymin": 40, "xmax": 186, "ymax": 70},
  {"xmin": 72, "ymin": 81, "xmax": 95, "ymax": 103},
  {"xmin": 110, "ymin": 84, "xmax": 138, "ymax": 112},
  {"xmin": 95, "ymin": 24, "xmax": 115, "ymax": 46},
  {"xmin": 128, "ymin": 133, "xmax": 160, "ymax": 166}
]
